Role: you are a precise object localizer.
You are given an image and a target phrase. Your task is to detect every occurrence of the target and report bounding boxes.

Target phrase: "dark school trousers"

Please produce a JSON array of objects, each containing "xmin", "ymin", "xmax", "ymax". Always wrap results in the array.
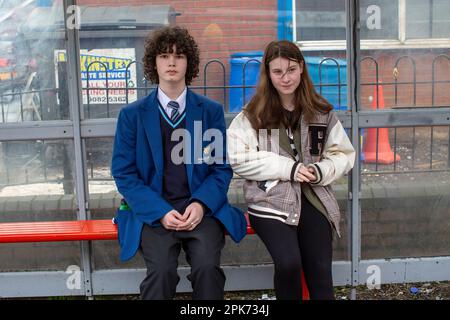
[{"xmin": 139, "ymin": 217, "xmax": 225, "ymax": 300}]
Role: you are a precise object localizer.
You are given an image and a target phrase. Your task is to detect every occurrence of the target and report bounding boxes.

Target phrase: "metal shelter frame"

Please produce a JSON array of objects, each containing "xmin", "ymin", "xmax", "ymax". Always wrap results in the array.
[{"xmin": 1, "ymin": 0, "xmax": 450, "ymax": 298}]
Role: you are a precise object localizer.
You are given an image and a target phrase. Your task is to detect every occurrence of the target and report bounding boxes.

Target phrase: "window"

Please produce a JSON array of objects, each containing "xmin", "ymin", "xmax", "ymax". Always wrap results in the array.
[
  {"xmin": 295, "ymin": 0, "xmax": 346, "ymax": 41},
  {"xmin": 360, "ymin": 0, "xmax": 398, "ymax": 40},
  {"xmin": 406, "ymin": 0, "xmax": 450, "ymax": 39},
  {"xmin": 294, "ymin": 0, "xmax": 450, "ymax": 50}
]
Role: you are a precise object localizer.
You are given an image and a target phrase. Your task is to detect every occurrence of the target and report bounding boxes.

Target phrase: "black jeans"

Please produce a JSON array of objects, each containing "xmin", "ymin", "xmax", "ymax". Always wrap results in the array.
[
  {"xmin": 139, "ymin": 217, "xmax": 225, "ymax": 300},
  {"xmin": 249, "ymin": 195, "xmax": 334, "ymax": 300}
]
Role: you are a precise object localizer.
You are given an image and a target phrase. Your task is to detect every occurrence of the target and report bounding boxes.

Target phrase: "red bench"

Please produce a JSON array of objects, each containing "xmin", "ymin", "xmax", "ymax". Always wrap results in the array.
[
  {"xmin": 0, "ymin": 218, "xmax": 255, "ymax": 243},
  {"xmin": 0, "ymin": 219, "xmax": 118, "ymax": 243},
  {"xmin": 0, "ymin": 215, "xmax": 309, "ymax": 299}
]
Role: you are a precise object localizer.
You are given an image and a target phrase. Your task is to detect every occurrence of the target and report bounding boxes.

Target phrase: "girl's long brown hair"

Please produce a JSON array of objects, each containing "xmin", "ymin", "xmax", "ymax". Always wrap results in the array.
[{"xmin": 244, "ymin": 40, "xmax": 332, "ymax": 130}]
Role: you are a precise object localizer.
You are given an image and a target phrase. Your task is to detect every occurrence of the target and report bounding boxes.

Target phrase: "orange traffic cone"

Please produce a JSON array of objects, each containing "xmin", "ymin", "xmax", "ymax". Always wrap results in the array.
[{"xmin": 363, "ymin": 83, "xmax": 400, "ymax": 164}]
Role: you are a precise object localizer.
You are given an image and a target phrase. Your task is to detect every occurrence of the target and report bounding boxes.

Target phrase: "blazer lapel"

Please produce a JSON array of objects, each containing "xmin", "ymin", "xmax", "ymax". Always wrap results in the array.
[
  {"xmin": 185, "ymin": 89, "xmax": 203, "ymax": 189},
  {"xmin": 141, "ymin": 90, "xmax": 164, "ymax": 177}
]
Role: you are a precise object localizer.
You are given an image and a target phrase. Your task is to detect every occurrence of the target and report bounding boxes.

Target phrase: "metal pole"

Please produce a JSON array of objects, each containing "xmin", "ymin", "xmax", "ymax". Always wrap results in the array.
[
  {"xmin": 346, "ymin": 0, "xmax": 361, "ymax": 300},
  {"xmin": 64, "ymin": 0, "xmax": 94, "ymax": 298}
]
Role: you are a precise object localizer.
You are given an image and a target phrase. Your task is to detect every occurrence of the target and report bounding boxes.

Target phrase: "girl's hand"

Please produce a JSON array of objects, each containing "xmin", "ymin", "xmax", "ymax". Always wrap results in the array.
[{"xmin": 296, "ymin": 165, "xmax": 317, "ymax": 183}]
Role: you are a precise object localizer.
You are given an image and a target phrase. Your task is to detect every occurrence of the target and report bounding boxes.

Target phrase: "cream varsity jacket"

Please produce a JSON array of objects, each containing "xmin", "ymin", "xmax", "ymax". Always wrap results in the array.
[{"xmin": 227, "ymin": 111, "xmax": 355, "ymax": 236}]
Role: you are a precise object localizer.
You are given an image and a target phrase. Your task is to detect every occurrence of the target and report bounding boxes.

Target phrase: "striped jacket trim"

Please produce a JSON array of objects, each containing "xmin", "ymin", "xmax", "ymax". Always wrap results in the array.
[
  {"xmin": 247, "ymin": 211, "xmax": 287, "ymax": 223},
  {"xmin": 248, "ymin": 204, "xmax": 289, "ymax": 218}
]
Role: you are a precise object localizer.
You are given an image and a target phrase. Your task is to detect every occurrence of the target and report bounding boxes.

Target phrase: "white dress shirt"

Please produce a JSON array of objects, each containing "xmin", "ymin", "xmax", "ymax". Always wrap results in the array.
[{"xmin": 157, "ymin": 87, "xmax": 187, "ymax": 116}]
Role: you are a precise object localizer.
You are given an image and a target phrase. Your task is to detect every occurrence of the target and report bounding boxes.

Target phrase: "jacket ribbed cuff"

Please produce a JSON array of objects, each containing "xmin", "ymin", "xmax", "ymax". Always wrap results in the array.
[
  {"xmin": 308, "ymin": 163, "xmax": 322, "ymax": 185},
  {"xmin": 290, "ymin": 161, "xmax": 302, "ymax": 182}
]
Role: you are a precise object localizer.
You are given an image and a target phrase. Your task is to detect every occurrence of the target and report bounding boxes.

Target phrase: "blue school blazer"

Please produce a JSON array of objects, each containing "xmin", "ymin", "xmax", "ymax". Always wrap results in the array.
[{"xmin": 111, "ymin": 88, "xmax": 247, "ymax": 261}]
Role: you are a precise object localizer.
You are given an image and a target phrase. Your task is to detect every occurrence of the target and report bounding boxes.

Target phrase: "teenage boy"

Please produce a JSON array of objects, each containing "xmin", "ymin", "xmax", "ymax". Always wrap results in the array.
[{"xmin": 111, "ymin": 26, "xmax": 247, "ymax": 300}]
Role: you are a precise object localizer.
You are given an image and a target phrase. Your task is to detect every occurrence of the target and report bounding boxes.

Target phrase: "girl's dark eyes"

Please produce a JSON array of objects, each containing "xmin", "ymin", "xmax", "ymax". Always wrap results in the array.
[{"xmin": 272, "ymin": 68, "xmax": 296, "ymax": 74}]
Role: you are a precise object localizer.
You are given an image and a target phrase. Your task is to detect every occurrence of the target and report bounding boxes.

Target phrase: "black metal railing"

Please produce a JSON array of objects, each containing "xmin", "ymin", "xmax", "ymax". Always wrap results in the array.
[{"xmin": 1, "ymin": 54, "xmax": 449, "ymax": 189}]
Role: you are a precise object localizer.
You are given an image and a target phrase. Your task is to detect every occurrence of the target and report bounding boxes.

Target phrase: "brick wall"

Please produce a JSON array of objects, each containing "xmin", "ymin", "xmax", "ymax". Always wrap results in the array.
[
  {"xmin": 77, "ymin": 0, "xmax": 278, "ymax": 107},
  {"xmin": 359, "ymin": 50, "xmax": 450, "ymax": 110},
  {"xmin": 300, "ymin": 49, "xmax": 450, "ymax": 111},
  {"xmin": 75, "ymin": 1, "xmax": 450, "ymax": 111}
]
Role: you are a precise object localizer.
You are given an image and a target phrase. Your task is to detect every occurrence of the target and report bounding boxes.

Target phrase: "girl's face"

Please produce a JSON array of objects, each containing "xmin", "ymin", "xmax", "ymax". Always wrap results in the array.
[{"xmin": 268, "ymin": 57, "xmax": 303, "ymax": 100}]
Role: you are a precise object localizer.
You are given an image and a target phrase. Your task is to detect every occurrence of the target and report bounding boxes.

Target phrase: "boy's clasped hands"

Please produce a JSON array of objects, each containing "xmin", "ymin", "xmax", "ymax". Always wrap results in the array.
[{"xmin": 160, "ymin": 202, "xmax": 204, "ymax": 231}]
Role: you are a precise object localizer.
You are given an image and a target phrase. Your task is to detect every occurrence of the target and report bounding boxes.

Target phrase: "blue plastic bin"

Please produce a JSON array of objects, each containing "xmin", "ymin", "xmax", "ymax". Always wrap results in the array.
[
  {"xmin": 304, "ymin": 56, "xmax": 347, "ymax": 111},
  {"xmin": 228, "ymin": 51, "xmax": 263, "ymax": 112},
  {"xmin": 228, "ymin": 53, "xmax": 347, "ymax": 112}
]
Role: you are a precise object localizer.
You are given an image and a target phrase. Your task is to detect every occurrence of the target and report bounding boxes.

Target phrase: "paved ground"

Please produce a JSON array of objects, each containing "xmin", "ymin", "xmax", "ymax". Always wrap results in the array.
[
  {"xmin": 84, "ymin": 281, "xmax": 449, "ymax": 300},
  {"xmin": 173, "ymin": 281, "xmax": 450, "ymax": 300}
]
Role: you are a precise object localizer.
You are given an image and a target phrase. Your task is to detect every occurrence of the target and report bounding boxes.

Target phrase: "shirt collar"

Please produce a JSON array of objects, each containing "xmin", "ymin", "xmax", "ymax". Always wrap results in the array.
[{"xmin": 157, "ymin": 86, "xmax": 187, "ymax": 113}]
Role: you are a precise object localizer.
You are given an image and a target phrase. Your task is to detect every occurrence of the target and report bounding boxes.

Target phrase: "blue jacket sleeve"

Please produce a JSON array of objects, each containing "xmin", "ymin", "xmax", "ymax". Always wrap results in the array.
[
  {"xmin": 190, "ymin": 105, "xmax": 233, "ymax": 214},
  {"xmin": 111, "ymin": 109, "xmax": 172, "ymax": 225}
]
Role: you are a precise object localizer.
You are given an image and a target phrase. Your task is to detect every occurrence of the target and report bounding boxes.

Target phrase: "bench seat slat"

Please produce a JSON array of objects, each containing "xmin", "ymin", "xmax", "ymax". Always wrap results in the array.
[
  {"xmin": 0, "ymin": 220, "xmax": 117, "ymax": 243},
  {"xmin": 0, "ymin": 218, "xmax": 255, "ymax": 243}
]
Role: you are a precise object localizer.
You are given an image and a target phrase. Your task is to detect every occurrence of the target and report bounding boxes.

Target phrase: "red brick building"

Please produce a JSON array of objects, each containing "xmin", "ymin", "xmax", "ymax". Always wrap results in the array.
[{"xmin": 76, "ymin": 0, "xmax": 449, "ymax": 111}]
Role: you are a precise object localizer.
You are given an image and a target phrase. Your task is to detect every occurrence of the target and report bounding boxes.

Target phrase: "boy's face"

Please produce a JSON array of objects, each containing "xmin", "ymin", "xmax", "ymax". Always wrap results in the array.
[{"xmin": 155, "ymin": 45, "xmax": 187, "ymax": 87}]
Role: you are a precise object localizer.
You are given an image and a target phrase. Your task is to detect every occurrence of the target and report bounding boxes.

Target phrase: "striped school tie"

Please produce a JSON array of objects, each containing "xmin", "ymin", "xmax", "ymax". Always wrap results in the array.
[{"xmin": 168, "ymin": 100, "xmax": 180, "ymax": 122}]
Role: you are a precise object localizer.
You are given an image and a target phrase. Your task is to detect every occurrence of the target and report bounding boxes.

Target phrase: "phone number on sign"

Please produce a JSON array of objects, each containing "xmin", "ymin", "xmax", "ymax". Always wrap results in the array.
[{"xmin": 87, "ymin": 96, "xmax": 127, "ymax": 104}]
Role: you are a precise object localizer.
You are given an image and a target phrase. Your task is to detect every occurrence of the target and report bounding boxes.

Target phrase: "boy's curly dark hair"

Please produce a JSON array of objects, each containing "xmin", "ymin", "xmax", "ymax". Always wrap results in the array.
[{"xmin": 143, "ymin": 26, "xmax": 200, "ymax": 85}]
